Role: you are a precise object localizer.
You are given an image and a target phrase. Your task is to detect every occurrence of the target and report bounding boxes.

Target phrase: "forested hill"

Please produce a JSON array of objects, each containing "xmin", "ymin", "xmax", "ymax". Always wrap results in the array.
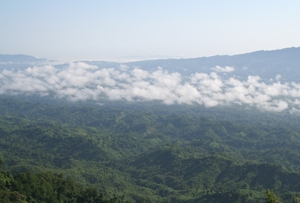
[
  {"xmin": 1, "ymin": 95, "xmax": 300, "ymax": 202},
  {"xmin": 0, "ymin": 160, "xmax": 129, "ymax": 203}
]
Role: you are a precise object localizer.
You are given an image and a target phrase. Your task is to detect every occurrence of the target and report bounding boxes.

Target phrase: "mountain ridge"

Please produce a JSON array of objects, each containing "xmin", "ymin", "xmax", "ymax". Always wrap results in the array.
[{"xmin": 1, "ymin": 46, "xmax": 299, "ymax": 63}]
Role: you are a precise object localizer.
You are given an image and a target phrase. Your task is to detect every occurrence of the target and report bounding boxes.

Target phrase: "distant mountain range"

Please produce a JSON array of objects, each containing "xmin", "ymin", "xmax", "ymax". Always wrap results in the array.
[
  {"xmin": 124, "ymin": 47, "xmax": 300, "ymax": 81},
  {"xmin": 2, "ymin": 47, "xmax": 299, "ymax": 81},
  {"xmin": 0, "ymin": 54, "xmax": 44, "ymax": 62}
]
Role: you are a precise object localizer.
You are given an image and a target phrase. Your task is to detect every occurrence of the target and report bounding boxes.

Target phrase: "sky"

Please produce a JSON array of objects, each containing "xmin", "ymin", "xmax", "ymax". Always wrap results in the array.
[{"xmin": 1, "ymin": 1, "xmax": 300, "ymax": 61}]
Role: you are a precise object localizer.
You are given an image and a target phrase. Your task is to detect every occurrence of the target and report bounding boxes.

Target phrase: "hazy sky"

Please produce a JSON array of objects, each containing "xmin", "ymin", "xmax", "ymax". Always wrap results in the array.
[{"xmin": 1, "ymin": 1, "xmax": 300, "ymax": 61}]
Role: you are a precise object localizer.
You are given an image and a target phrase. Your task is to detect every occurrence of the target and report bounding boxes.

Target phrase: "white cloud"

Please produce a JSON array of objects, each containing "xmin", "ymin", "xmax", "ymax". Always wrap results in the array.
[
  {"xmin": 211, "ymin": 66, "xmax": 235, "ymax": 72},
  {"xmin": 119, "ymin": 64, "xmax": 129, "ymax": 71},
  {"xmin": 1, "ymin": 63, "xmax": 300, "ymax": 113},
  {"xmin": 276, "ymin": 74, "xmax": 282, "ymax": 80},
  {"xmin": 131, "ymin": 68, "xmax": 149, "ymax": 80}
]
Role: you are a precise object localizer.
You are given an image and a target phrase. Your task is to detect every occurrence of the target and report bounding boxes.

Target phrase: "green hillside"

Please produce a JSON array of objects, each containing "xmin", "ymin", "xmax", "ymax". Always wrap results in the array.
[{"xmin": 1, "ymin": 95, "xmax": 300, "ymax": 202}]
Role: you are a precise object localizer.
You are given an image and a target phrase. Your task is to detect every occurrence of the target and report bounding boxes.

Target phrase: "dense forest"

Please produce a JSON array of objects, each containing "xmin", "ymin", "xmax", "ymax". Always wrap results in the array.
[
  {"xmin": 1, "ymin": 95, "xmax": 300, "ymax": 202},
  {"xmin": 0, "ymin": 161, "xmax": 128, "ymax": 203}
]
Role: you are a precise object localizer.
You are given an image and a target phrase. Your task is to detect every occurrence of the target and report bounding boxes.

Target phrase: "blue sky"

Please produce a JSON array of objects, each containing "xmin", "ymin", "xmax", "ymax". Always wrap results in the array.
[{"xmin": 1, "ymin": 1, "xmax": 300, "ymax": 61}]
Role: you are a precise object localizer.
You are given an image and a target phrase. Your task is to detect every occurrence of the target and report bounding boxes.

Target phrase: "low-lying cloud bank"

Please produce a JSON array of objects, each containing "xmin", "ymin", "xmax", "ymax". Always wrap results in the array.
[{"xmin": 1, "ymin": 62, "xmax": 300, "ymax": 113}]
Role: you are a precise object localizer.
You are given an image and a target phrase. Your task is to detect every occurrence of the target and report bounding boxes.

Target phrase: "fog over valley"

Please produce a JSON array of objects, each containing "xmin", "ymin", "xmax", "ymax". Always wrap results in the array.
[{"xmin": 1, "ymin": 47, "xmax": 300, "ymax": 113}]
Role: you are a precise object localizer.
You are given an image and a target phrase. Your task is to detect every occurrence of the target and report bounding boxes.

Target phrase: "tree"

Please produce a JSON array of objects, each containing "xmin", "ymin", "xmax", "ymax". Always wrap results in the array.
[{"xmin": 265, "ymin": 190, "xmax": 281, "ymax": 203}]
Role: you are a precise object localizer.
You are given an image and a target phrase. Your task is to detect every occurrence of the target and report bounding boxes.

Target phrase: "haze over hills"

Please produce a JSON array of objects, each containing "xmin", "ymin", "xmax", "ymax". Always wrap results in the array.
[
  {"xmin": 2, "ymin": 47, "xmax": 300, "ymax": 81},
  {"xmin": 1, "ymin": 47, "xmax": 300, "ymax": 113},
  {"xmin": 126, "ymin": 47, "xmax": 300, "ymax": 81}
]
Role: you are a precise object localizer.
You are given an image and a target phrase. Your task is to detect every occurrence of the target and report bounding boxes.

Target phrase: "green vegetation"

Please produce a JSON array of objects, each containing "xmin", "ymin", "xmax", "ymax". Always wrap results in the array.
[
  {"xmin": 1, "ymin": 95, "xmax": 300, "ymax": 202},
  {"xmin": 0, "ymin": 160, "xmax": 129, "ymax": 203}
]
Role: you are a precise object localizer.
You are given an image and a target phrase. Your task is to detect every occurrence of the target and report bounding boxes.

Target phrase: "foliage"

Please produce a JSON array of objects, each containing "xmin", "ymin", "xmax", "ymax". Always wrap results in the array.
[
  {"xmin": 265, "ymin": 190, "xmax": 281, "ymax": 203},
  {"xmin": 0, "ymin": 162, "xmax": 129, "ymax": 203},
  {"xmin": 1, "ymin": 95, "xmax": 300, "ymax": 202}
]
